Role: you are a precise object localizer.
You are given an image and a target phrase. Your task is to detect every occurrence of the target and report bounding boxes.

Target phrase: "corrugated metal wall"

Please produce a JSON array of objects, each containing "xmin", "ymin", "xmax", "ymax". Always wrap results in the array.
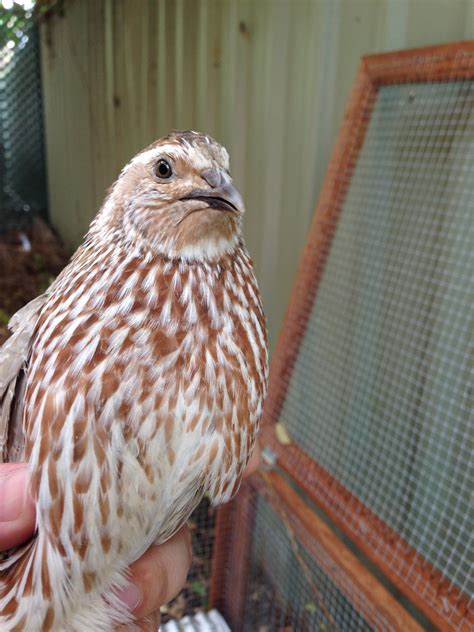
[{"xmin": 40, "ymin": 0, "xmax": 474, "ymax": 348}]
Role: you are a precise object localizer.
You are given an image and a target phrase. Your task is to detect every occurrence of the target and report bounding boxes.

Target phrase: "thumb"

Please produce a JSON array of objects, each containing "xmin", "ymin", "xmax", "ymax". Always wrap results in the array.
[{"xmin": 0, "ymin": 463, "xmax": 36, "ymax": 551}]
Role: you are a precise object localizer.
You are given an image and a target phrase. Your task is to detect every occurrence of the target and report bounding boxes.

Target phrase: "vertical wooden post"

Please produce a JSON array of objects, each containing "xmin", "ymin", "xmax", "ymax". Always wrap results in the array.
[
  {"xmin": 209, "ymin": 501, "xmax": 235, "ymax": 611},
  {"xmin": 209, "ymin": 479, "xmax": 257, "ymax": 631}
]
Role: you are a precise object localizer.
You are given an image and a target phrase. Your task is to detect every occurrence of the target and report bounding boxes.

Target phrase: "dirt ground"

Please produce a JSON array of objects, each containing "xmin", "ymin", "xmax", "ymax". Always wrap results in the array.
[{"xmin": 0, "ymin": 218, "xmax": 69, "ymax": 343}]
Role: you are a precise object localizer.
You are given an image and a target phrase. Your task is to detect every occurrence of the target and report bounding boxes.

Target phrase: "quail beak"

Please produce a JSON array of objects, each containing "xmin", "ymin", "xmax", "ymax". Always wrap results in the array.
[{"xmin": 181, "ymin": 168, "xmax": 245, "ymax": 214}]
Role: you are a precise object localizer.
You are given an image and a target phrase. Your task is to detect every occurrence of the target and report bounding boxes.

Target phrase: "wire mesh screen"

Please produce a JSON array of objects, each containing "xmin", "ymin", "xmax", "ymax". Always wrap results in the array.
[
  {"xmin": 246, "ymin": 497, "xmax": 378, "ymax": 631},
  {"xmin": 0, "ymin": 15, "xmax": 47, "ymax": 231},
  {"xmin": 258, "ymin": 46, "xmax": 474, "ymax": 631},
  {"xmin": 214, "ymin": 474, "xmax": 417, "ymax": 632},
  {"xmin": 280, "ymin": 78, "xmax": 473, "ymax": 594}
]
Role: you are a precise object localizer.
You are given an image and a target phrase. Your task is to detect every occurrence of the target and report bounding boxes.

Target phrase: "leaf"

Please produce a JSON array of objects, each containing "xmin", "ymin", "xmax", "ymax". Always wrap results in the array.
[
  {"xmin": 0, "ymin": 309, "xmax": 11, "ymax": 326},
  {"xmin": 275, "ymin": 422, "xmax": 291, "ymax": 445},
  {"xmin": 38, "ymin": 273, "xmax": 55, "ymax": 293},
  {"xmin": 304, "ymin": 601, "xmax": 317, "ymax": 614},
  {"xmin": 190, "ymin": 580, "xmax": 207, "ymax": 597},
  {"xmin": 32, "ymin": 252, "xmax": 46, "ymax": 271}
]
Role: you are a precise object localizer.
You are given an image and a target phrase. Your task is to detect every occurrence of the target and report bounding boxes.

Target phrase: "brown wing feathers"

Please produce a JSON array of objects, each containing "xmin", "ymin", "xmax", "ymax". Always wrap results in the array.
[{"xmin": 0, "ymin": 295, "xmax": 47, "ymax": 463}]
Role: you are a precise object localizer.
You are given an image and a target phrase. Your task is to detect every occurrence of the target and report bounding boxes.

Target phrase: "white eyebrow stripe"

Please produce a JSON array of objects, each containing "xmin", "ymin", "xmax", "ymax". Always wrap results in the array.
[
  {"xmin": 129, "ymin": 145, "xmax": 216, "ymax": 174},
  {"xmin": 131, "ymin": 145, "xmax": 186, "ymax": 165}
]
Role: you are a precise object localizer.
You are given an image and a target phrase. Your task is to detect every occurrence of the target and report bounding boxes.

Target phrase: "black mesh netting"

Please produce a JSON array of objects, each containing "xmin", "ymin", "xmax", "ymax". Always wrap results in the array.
[{"xmin": 0, "ymin": 9, "xmax": 47, "ymax": 232}]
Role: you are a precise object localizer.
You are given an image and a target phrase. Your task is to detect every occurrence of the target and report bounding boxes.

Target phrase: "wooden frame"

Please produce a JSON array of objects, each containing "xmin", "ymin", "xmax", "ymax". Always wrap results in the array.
[
  {"xmin": 212, "ymin": 42, "xmax": 474, "ymax": 632},
  {"xmin": 258, "ymin": 42, "xmax": 474, "ymax": 632},
  {"xmin": 212, "ymin": 470, "xmax": 423, "ymax": 631},
  {"xmin": 258, "ymin": 471, "xmax": 423, "ymax": 632},
  {"xmin": 262, "ymin": 41, "xmax": 474, "ymax": 437},
  {"xmin": 210, "ymin": 482, "xmax": 258, "ymax": 630}
]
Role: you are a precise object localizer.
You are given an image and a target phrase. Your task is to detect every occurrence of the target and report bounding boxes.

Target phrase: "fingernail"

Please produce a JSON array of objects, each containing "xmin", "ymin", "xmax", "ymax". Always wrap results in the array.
[
  {"xmin": 116, "ymin": 582, "xmax": 142, "ymax": 611},
  {"xmin": 0, "ymin": 467, "xmax": 27, "ymax": 523}
]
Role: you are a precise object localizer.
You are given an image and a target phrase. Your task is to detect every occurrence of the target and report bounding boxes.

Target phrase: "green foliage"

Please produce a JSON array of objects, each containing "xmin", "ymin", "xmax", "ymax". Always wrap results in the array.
[
  {"xmin": 0, "ymin": 2, "xmax": 60, "ymax": 51},
  {"xmin": 32, "ymin": 250, "xmax": 45, "ymax": 270},
  {"xmin": 0, "ymin": 308, "xmax": 10, "ymax": 325},
  {"xmin": 190, "ymin": 580, "xmax": 207, "ymax": 598},
  {"xmin": 0, "ymin": 2, "xmax": 33, "ymax": 51},
  {"xmin": 38, "ymin": 272, "xmax": 55, "ymax": 292}
]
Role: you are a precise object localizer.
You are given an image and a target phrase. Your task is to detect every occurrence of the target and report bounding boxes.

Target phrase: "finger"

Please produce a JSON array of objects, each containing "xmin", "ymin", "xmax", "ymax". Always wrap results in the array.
[
  {"xmin": 243, "ymin": 440, "xmax": 261, "ymax": 478},
  {"xmin": 115, "ymin": 608, "xmax": 160, "ymax": 632},
  {"xmin": 0, "ymin": 463, "xmax": 36, "ymax": 551},
  {"xmin": 135, "ymin": 610, "xmax": 161, "ymax": 632},
  {"xmin": 116, "ymin": 526, "xmax": 192, "ymax": 620}
]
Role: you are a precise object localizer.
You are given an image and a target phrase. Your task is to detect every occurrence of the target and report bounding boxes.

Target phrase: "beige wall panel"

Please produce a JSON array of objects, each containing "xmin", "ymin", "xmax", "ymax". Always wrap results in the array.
[{"xmin": 40, "ymin": 0, "xmax": 474, "ymax": 348}]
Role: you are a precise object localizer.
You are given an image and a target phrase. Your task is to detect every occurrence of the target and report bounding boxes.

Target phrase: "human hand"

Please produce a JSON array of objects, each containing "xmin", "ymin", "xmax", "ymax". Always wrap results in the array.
[
  {"xmin": 0, "ymin": 462, "xmax": 190, "ymax": 631},
  {"xmin": 0, "ymin": 463, "xmax": 36, "ymax": 550},
  {"xmin": 0, "ymin": 444, "xmax": 261, "ymax": 631}
]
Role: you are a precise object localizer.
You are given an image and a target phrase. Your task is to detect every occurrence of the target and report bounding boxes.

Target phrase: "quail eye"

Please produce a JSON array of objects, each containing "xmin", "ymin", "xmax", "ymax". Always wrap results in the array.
[{"xmin": 155, "ymin": 159, "xmax": 173, "ymax": 179}]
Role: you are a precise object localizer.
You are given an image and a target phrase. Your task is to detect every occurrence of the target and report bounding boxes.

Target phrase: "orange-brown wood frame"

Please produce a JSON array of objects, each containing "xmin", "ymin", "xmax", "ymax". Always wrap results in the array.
[
  {"xmin": 212, "ymin": 41, "xmax": 474, "ymax": 632},
  {"xmin": 262, "ymin": 41, "xmax": 474, "ymax": 441},
  {"xmin": 259, "ymin": 471, "xmax": 423, "ymax": 632},
  {"xmin": 210, "ymin": 482, "xmax": 257, "ymax": 631},
  {"xmin": 259, "ymin": 41, "xmax": 474, "ymax": 632}
]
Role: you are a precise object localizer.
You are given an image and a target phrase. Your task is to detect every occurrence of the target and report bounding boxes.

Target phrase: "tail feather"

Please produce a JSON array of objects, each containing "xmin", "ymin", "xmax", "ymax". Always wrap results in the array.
[
  {"xmin": 0, "ymin": 533, "xmax": 131, "ymax": 631},
  {"xmin": 0, "ymin": 537, "xmax": 53, "ymax": 631},
  {"xmin": 0, "ymin": 539, "xmax": 35, "ymax": 572}
]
